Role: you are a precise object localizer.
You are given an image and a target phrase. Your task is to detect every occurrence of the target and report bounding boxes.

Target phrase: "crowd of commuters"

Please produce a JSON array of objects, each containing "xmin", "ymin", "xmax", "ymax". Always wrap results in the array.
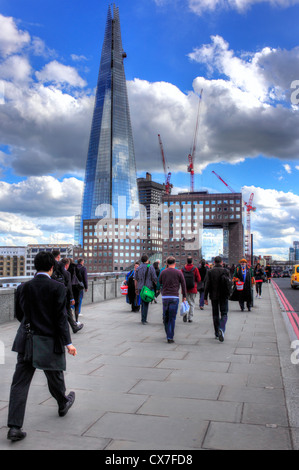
[
  {"xmin": 7, "ymin": 247, "xmax": 269, "ymax": 442},
  {"xmin": 126, "ymin": 255, "xmax": 270, "ymax": 345}
]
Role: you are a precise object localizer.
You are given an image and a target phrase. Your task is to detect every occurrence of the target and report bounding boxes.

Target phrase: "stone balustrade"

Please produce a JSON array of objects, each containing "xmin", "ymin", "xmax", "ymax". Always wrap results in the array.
[{"xmin": 0, "ymin": 275, "xmax": 127, "ymax": 325}]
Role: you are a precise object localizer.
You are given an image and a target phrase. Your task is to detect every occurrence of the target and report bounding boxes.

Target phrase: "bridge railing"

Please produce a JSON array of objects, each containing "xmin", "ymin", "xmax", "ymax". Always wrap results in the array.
[{"xmin": 0, "ymin": 272, "xmax": 128, "ymax": 325}]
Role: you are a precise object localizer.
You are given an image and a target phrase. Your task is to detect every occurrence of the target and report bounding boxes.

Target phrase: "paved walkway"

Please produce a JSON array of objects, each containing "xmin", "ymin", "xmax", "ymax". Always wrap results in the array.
[{"xmin": 1, "ymin": 282, "xmax": 299, "ymax": 450}]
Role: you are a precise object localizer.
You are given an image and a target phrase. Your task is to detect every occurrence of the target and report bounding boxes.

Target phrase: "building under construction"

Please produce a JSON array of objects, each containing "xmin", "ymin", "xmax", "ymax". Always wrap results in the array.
[{"xmin": 161, "ymin": 191, "xmax": 243, "ymax": 266}]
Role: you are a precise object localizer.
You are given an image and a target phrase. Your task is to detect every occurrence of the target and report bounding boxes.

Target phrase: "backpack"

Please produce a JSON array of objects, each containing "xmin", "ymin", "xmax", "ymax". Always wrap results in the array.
[
  {"xmin": 182, "ymin": 267, "xmax": 195, "ymax": 290},
  {"xmin": 219, "ymin": 272, "xmax": 233, "ymax": 299}
]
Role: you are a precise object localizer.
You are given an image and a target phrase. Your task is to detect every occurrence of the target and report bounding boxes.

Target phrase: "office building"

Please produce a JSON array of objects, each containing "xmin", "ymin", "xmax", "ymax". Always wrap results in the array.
[
  {"xmin": 0, "ymin": 247, "xmax": 26, "ymax": 277},
  {"xmin": 26, "ymin": 244, "xmax": 73, "ymax": 276},
  {"xmin": 162, "ymin": 191, "xmax": 243, "ymax": 266},
  {"xmin": 137, "ymin": 172, "xmax": 165, "ymax": 262}
]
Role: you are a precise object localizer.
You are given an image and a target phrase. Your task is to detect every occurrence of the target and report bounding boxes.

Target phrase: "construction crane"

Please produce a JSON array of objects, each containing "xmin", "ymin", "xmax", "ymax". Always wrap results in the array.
[
  {"xmin": 244, "ymin": 193, "xmax": 256, "ymax": 264},
  {"xmin": 158, "ymin": 134, "xmax": 173, "ymax": 195},
  {"xmin": 212, "ymin": 170, "xmax": 236, "ymax": 193},
  {"xmin": 187, "ymin": 89, "xmax": 203, "ymax": 192}
]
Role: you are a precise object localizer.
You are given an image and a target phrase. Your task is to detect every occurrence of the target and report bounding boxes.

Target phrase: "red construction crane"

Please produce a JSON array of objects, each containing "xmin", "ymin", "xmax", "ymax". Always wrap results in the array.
[
  {"xmin": 244, "ymin": 193, "xmax": 256, "ymax": 264},
  {"xmin": 212, "ymin": 171, "xmax": 236, "ymax": 193},
  {"xmin": 158, "ymin": 134, "xmax": 172, "ymax": 194},
  {"xmin": 187, "ymin": 89, "xmax": 203, "ymax": 192}
]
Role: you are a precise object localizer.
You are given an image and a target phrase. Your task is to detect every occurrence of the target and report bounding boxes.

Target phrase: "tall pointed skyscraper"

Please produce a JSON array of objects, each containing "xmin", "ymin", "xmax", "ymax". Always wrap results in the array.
[{"xmin": 80, "ymin": 4, "xmax": 139, "ymax": 243}]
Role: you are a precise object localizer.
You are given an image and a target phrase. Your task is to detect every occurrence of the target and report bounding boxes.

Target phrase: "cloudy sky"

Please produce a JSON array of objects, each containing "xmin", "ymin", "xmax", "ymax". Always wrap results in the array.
[{"xmin": 0, "ymin": 0, "xmax": 299, "ymax": 260}]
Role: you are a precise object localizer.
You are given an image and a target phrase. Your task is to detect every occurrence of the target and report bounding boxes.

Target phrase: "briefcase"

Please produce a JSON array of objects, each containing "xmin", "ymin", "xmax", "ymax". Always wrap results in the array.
[{"xmin": 32, "ymin": 335, "xmax": 66, "ymax": 371}]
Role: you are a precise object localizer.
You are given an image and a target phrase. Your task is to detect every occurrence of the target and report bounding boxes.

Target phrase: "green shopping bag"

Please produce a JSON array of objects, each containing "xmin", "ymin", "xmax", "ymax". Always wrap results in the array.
[{"xmin": 140, "ymin": 285, "xmax": 155, "ymax": 303}]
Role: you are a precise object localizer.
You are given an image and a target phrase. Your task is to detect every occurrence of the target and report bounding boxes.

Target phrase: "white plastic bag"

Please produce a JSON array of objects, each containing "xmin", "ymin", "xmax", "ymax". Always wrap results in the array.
[{"xmin": 180, "ymin": 301, "xmax": 190, "ymax": 316}]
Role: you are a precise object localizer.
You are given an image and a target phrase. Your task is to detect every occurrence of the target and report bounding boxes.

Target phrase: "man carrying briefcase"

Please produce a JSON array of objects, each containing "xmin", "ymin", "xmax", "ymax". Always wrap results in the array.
[{"xmin": 7, "ymin": 251, "xmax": 77, "ymax": 442}]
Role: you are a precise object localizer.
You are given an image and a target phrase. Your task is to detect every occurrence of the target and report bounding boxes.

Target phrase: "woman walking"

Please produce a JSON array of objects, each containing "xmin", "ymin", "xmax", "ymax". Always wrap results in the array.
[
  {"xmin": 125, "ymin": 261, "xmax": 141, "ymax": 312},
  {"xmin": 254, "ymin": 263, "xmax": 264, "ymax": 298}
]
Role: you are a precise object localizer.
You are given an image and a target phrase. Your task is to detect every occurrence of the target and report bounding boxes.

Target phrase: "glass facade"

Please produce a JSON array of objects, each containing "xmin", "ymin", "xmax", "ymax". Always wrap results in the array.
[{"xmin": 80, "ymin": 5, "xmax": 139, "ymax": 243}]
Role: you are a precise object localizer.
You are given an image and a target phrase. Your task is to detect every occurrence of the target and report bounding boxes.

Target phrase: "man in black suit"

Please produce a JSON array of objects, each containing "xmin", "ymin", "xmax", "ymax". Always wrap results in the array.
[
  {"xmin": 204, "ymin": 256, "xmax": 230, "ymax": 342},
  {"xmin": 7, "ymin": 251, "xmax": 77, "ymax": 442},
  {"xmin": 60, "ymin": 257, "xmax": 83, "ymax": 333}
]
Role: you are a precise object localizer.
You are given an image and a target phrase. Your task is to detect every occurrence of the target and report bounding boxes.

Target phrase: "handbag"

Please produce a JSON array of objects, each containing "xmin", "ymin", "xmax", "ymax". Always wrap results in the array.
[
  {"xmin": 140, "ymin": 285, "xmax": 155, "ymax": 303},
  {"xmin": 32, "ymin": 335, "xmax": 66, "ymax": 371},
  {"xmin": 139, "ymin": 265, "xmax": 155, "ymax": 303}
]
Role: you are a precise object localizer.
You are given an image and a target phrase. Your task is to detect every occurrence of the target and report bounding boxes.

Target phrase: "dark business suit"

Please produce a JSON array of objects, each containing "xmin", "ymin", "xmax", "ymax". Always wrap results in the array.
[
  {"xmin": 204, "ymin": 264, "xmax": 230, "ymax": 337},
  {"xmin": 8, "ymin": 274, "xmax": 72, "ymax": 429},
  {"xmin": 62, "ymin": 266, "xmax": 78, "ymax": 332}
]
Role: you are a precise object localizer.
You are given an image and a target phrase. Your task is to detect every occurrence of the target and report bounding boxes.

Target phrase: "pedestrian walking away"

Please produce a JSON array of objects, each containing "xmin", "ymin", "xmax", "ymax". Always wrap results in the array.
[
  {"xmin": 7, "ymin": 251, "xmax": 77, "ymax": 442},
  {"xmin": 125, "ymin": 261, "xmax": 141, "ymax": 312},
  {"xmin": 134, "ymin": 254, "xmax": 157, "ymax": 324},
  {"xmin": 181, "ymin": 257, "xmax": 201, "ymax": 322},
  {"xmin": 76, "ymin": 258, "xmax": 88, "ymax": 317},
  {"xmin": 159, "ymin": 256, "xmax": 187, "ymax": 343},
  {"xmin": 68, "ymin": 258, "xmax": 85, "ymax": 330},
  {"xmin": 231, "ymin": 258, "xmax": 253, "ymax": 312},
  {"xmin": 253, "ymin": 262, "xmax": 264, "ymax": 298},
  {"xmin": 52, "ymin": 251, "xmax": 82, "ymax": 334},
  {"xmin": 152, "ymin": 260, "xmax": 161, "ymax": 303},
  {"xmin": 204, "ymin": 255, "xmax": 231, "ymax": 342},
  {"xmin": 265, "ymin": 263, "xmax": 272, "ymax": 283}
]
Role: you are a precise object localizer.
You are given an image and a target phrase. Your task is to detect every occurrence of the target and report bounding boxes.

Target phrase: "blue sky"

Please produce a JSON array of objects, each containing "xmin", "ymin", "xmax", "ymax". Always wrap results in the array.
[{"xmin": 0, "ymin": 0, "xmax": 299, "ymax": 259}]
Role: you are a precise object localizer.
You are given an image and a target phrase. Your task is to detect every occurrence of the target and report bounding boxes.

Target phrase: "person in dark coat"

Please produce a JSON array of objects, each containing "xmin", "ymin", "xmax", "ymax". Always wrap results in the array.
[
  {"xmin": 204, "ymin": 256, "xmax": 230, "ymax": 342},
  {"xmin": 76, "ymin": 258, "xmax": 88, "ymax": 316},
  {"xmin": 198, "ymin": 259, "xmax": 207, "ymax": 310},
  {"xmin": 253, "ymin": 263, "xmax": 264, "ymax": 298},
  {"xmin": 152, "ymin": 260, "xmax": 161, "ymax": 303},
  {"xmin": 7, "ymin": 251, "xmax": 77, "ymax": 442},
  {"xmin": 60, "ymin": 258, "xmax": 83, "ymax": 332},
  {"xmin": 232, "ymin": 258, "xmax": 253, "ymax": 311},
  {"xmin": 265, "ymin": 263, "xmax": 272, "ymax": 283},
  {"xmin": 125, "ymin": 261, "xmax": 141, "ymax": 312},
  {"xmin": 134, "ymin": 254, "xmax": 157, "ymax": 325}
]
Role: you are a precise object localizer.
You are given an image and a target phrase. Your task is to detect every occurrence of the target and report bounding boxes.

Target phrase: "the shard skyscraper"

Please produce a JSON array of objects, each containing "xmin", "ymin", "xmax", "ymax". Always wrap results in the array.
[{"xmin": 80, "ymin": 4, "xmax": 139, "ymax": 243}]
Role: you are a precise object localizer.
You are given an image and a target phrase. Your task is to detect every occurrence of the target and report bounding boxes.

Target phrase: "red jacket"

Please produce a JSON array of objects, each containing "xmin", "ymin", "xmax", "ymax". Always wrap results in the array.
[{"xmin": 181, "ymin": 264, "xmax": 201, "ymax": 294}]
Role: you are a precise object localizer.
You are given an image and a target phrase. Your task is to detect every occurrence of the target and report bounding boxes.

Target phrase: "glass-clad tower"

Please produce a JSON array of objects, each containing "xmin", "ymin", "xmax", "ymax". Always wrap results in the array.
[{"xmin": 80, "ymin": 4, "xmax": 139, "ymax": 242}]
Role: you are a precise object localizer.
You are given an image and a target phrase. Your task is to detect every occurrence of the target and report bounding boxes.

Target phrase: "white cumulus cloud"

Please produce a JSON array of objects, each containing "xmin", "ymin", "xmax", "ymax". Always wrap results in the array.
[{"xmin": 36, "ymin": 60, "xmax": 87, "ymax": 88}]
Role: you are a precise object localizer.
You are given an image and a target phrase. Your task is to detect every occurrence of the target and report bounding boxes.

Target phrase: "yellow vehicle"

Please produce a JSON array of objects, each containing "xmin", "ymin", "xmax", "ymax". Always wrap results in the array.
[{"xmin": 291, "ymin": 265, "xmax": 299, "ymax": 289}]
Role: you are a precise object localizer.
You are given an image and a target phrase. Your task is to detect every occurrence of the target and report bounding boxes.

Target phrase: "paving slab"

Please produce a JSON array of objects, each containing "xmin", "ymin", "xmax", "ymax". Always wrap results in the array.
[{"xmin": 0, "ymin": 282, "xmax": 298, "ymax": 450}]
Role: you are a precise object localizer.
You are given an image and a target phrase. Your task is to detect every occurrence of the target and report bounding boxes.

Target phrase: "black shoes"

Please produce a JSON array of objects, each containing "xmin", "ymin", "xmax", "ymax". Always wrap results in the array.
[
  {"xmin": 73, "ymin": 323, "xmax": 84, "ymax": 333},
  {"xmin": 167, "ymin": 339, "xmax": 175, "ymax": 343},
  {"xmin": 7, "ymin": 392, "xmax": 76, "ymax": 441},
  {"xmin": 218, "ymin": 329, "xmax": 224, "ymax": 342},
  {"xmin": 58, "ymin": 391, "xmax": 76, "ymax": 417},
  {"xmin": 7, "ymin": 427, "xmax": 26, "ymax": 442}
]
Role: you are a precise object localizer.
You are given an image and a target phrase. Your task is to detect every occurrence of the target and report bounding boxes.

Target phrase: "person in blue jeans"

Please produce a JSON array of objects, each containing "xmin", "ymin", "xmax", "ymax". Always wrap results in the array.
[
  {"xmin": 159, "ymin": 256, "xmax": 187, "ymax": 343},
  {"xmin": 134, "ymin": 255, "xmax": 157, "ymax": 324}
]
